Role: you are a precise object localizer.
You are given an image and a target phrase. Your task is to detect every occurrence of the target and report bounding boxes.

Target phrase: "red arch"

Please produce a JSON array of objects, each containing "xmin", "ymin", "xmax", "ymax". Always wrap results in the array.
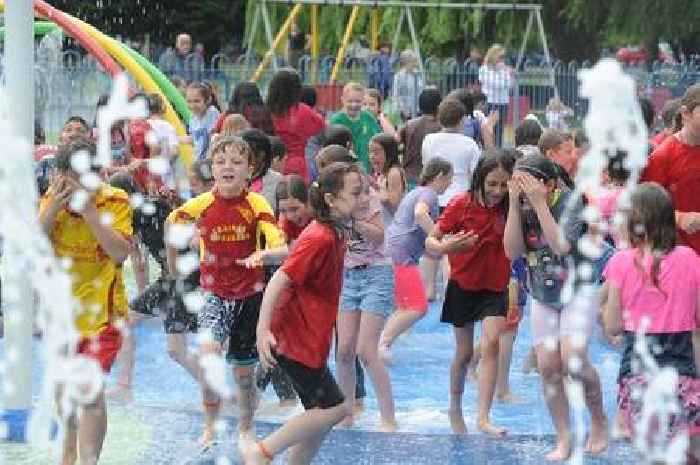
[{"xmin": 33, "ymin": 0, "xmax": 122, "ymax": 77}]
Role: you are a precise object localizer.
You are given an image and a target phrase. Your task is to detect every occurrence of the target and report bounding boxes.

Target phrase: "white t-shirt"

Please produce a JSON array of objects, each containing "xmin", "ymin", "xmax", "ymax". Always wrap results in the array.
[
  {"xmin": 421, "ymin": 131, "xmax": 481, "ymax": 206},
  {"xmin": 147, "ymin": 118, "xmax": 179, "ymax": 188}
]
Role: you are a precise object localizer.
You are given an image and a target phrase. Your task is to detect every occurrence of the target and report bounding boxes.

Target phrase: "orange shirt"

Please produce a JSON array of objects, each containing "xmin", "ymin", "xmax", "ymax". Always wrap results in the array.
[{"xmin": 40, "ymin": 184, "xmax": 132, "ymax": 337}]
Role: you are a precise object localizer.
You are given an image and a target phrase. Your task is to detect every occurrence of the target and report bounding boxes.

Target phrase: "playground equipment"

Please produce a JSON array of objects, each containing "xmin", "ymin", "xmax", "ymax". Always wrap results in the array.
[
  {"xmin": 247, "ymin": 0, "xmax": 556, "ymax": 90},
  {"xmin": 0, "ymin": 0, "xmax": 193, "ymax": 166}
]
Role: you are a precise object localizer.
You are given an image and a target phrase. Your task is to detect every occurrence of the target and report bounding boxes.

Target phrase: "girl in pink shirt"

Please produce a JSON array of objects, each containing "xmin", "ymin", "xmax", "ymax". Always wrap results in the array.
[{"xmin": 603, "ymin": 182, "xmax": 700, "ymax": 457}]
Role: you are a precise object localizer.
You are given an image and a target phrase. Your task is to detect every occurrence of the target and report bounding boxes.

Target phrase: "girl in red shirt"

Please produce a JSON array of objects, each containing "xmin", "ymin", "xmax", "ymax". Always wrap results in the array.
[
  {"xmin": 426, "ymin": 150, "xmax": 514, "ymax": 437},
  {"xmin": 244, "ymin": 162, "xmax": 363, "ymax": 464}
]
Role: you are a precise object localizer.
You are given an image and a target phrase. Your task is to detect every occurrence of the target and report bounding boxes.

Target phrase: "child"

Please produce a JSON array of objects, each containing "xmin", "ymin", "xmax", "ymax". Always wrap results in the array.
[
  {"xmin": 392, "ymin": 50, "xmax": 423, "ymax": 121},
  {"xmin": 184, "ymin": 81, "xmax": 221, "ymax": 161},
  {"xmin": 220, "ymin": 114, "xmax": 251, "ymax": 137},
  {"xmin": 146, "ymin": 93, "xmax": 179, "ymax": 188},
  {"xmin": 269, "ymin": 136, "xmax": 287, "ymax": 175},
  {"xmin": 426, "ymin": 150, "xmax": 514, "ymax": 437},
  {"xmin": 217, "ymin": 82, "xmax": 275, "ymax": 136},
  {"xmin": 603, "ymin": 183, "xmax": 700, "ymax": 461},
  {"xmin": 166, "ymin": 135, "xmax": 287, "ymax": 446},
  {"xmin": 241, "ymin": 129, "xmax": 282, "ymax": 209},
  {"xmin": 378, "ymin": 157, "xmax": 453, "ymax": 361},
  {"xmin": 364, "ymin": 88, "xmax": 398, "ymax": 139},
  {"xmin": 244, "ymin": 162, "xmax": 364, "ymax": 465},
  {"xmin": 538, "ymin": 128, "xmax": 576, "ymax": 188},
  {"xmin": 39, "ymin": 138, "xmax": 132, "ymax": 465},
  {"xmin": 545, "ymin": 97, "xmax": 574, "ymax": 131},
  {"xmin": 369, "ymin": 132, "xmax": 405, "ymax": 214},
  {"xmin": 267, "ymin": 68, "xmax": 325, "ymax": 181},
  {"xmin": 503, "ymin": 154, "xmax": 607, "ymax": 460},
  {"xmin": 399, "ymin": 88, "xmax": 442, "ymax": 188},
  {"xmin": 330, "ymin": 82, "xmax": 382, "ymax": 174}
]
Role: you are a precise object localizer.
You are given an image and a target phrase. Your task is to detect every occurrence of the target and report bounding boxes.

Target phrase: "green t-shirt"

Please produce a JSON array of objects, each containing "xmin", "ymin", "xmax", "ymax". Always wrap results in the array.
[{"xmin": 329, "ymin": 110, "xmax": 382, "ymax": 173}]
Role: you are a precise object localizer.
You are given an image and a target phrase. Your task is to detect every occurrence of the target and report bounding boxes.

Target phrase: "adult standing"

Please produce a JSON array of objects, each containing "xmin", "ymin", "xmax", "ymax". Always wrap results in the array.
[
  {"xmin": 158, "ymin": 33, "xmax": 203, "ymax": 81},
  {"xmin": 287, "ymin": 22, "xmax": 308, "ymax": 70},
  {"xmin": 479, "ymin": 44, "xmax": 513, "ymax": 147}
]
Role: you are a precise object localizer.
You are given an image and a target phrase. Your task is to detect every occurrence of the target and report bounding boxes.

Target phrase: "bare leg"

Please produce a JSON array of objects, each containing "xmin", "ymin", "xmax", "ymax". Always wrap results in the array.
[
  {"xmin": 56, "ymin": 385, "xmax": 78, "ymax": 465},
  {"xmin": 234, "ymin": 366, "xmax": 257, "ymax": 440},
  {"xmin": 496, "ymin": 329, "xmax": 522, "ymax": 403},
  {"xmin": 199, "ymin": 340, "xmax": 223, "ymax": 445},
  {"xmin": 378, "ymin": 309, "xmax": 425, "ymax": 361},
  {"xmin": 167, "ymin": 332, "xmax": 200, "ymax": 381},
  {"xmin": 108, "ymin": 314, "xmax": 145, "ymax": 399},
  {"xmin": 522, "ymin": 345, "xmax": 538, "ymax": 374},
  {"xmin": 357, "ymin": 312, "xmax": 396, "ymax": 431},
  {"xmin": 77, "ymin": 392, "xmax": 108, "ymax": 465},
  {"xmin": 535, "ymin": 343, "xmax": 572, "ymax": 461},
  {"xmin": 561, "ymin": 337, "xmax": 608, "ymax": 455},
  {"xmin": 421, "ymin": 256, "xmax": 439, "ymax": 301},
  {"xmin": 449, "ymin": 324, "xmax": 474, "ymax": 434},
  {"xmin": 477, "ymin": 317, "xmax": 507, "ymax": 437},
  {"xmin": 335, "ymin": 311, "xmax": 361, "ymax": 427}
]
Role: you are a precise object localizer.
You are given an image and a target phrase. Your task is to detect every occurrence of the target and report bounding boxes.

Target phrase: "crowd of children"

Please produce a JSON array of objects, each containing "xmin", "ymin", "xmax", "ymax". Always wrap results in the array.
[{"xmin": 30, "ymin": 64, "xmax": 700, "ymax": 465}]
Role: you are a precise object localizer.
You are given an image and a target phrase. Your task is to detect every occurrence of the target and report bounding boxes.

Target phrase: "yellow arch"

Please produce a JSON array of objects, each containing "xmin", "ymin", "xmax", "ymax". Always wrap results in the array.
[{"xmin": 0, "ymin": 0, "xmax": 194, "ymax": 167}]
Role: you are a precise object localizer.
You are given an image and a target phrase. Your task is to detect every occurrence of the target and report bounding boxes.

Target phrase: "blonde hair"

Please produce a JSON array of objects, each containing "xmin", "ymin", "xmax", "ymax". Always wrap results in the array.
[
  {"xmin": 220, "ymin": 114, "xmax": 250, "ymax": 136},
  {"xmin": 399, "ymin": 49, "xmax": 418, "ymax": 68},
  {"xmin": 206, "ymin": 134, "xmax": 253, "ymax": 163},
  {"xmin": 343, "ymin": 81, "xmax": 365, "ymax": 95},
  {"xmin": 484, "ymin": 44, "xmax": 506, "ymax": 68}
]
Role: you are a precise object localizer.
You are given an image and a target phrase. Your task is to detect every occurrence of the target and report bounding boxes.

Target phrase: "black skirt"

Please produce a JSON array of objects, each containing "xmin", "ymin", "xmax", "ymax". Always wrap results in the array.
[{"xmin": 440, "ymin": 280, "xmax": 507, "ymax": 328}]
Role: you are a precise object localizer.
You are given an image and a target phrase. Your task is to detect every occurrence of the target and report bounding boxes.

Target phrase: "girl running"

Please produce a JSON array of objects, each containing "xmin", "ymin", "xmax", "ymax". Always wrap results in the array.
[
  {"xmin": 603, "ymin": 183, "xmax": 700, "ymax": 460},
  {"xmin": 378, "ymin": 157, "xmax": 453, "ymax": 362},
  {"xmin": 244, "ymin": 162, "xmax": 363, "ymax": 465},
  {"xmin": 425, "ymin": 150, "xmax": 514, "ymax": 436}
]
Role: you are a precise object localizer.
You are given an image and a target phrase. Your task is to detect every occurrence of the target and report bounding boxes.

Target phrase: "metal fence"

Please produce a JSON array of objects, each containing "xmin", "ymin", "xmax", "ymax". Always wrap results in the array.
[{"xmin": 6, "ymin": 49, "xmax": 700, "ymax": 142}]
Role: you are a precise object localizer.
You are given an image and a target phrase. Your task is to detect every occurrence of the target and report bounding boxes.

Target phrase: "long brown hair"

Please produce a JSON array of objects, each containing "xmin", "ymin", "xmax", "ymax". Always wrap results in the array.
[{"xmin": 626, "ymin": 182, "xmax": 677, "ymax": 294}]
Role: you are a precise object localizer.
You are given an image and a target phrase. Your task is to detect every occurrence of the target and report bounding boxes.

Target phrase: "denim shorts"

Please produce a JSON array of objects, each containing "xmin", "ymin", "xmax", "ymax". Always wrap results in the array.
[{"xmin": 339, "ymin": 264, "xmax": 395, "ymax": 318}]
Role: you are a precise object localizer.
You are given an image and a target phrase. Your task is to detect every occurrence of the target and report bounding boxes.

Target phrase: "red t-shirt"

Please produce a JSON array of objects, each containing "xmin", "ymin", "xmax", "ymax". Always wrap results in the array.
[
  {"xmin": 641, "ymin": 135, "xmax": 700, "ymax": 254},
  {"xmin": 271, "ymin": 221, "xmax": 346, "ymax": 368},
  {"xmin": 128, "ymin": 119, "xmax": 163, "ymax": 192},
  {"xmin": 271, "ymin": 103, "xmax": 325, "ymax": 181},
  {"xmin": 436, "ymin": 193, "xmax": 510, "ymax": 292},
  {"xmin": 279, "ymin": 216, "xmax": 309, "ymax": 244}
]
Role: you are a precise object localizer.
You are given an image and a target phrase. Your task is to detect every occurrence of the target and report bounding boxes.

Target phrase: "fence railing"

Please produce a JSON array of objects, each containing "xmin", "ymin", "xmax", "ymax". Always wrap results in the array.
[{"xmin": 6, "ymin": 50, "xmax": 699, "ymax": 142}]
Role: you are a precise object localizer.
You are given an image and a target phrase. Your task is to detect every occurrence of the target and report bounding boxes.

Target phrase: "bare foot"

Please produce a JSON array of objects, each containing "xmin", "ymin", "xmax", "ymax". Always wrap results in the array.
[
  {"xmin": 586, "ymin": 418, "xmax": 608, "ymax": 455},
  {"xmin": 380, "ymin": 420, "xmax": 398, "ymax": 433},
  {"xmin": 544, "ymin": 439, "xmax": 571, "ymax": 461},
  {"xmin": 477, "ymin": 419, "xmax": 507, "ymax": 438},
  {"xmin": 242, "ymin": 442, "xmax": 271, "ymax": 465},
  {"xmin": 496, "ymin": 391, "xmax": 524, "ymax": 404},
  {"xmin": 449, "ymin": 409, "xmax": 467, "ymax": 435}
]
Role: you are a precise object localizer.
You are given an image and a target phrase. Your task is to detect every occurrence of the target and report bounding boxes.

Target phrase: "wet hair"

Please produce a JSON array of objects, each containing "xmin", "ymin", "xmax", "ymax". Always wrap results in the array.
[
  {"xmin": 186, "ymin": 81, "xmax": 212, "ymax": 103},
  {"xmin": 438, "ymin": 98, "xmax": 466, "ymax": 128},
  {"xmin": 240, "ymin": 128, "xmax": 272, "ymax": 179},
  {"xmin": 267, "ymin": 68, "xmax": 302, "ymax": 116},
  {"xmin": 661, "ymin": 98, "xmax": 681, "ymax": 129},
  {"xmin": 606, "ymin": 150, "xmax": 631, "ymax": 184},
  {"xmin": 323, "ymin": 124, "xmax": 353, "ymax": 149},
  {"xmin": 108, "ymin": 172, "xmax": 138, "ymax": 195},
  {"xmin": 515, "ymin": 119, "xmax": 543, "ymax": 147},
  {"xmin": 370, "ymin": 133, "xmax": 400, "ymax": 175},
  {"xmin": 309, "ymin": 162, "xmax": 361, "ymax": 225},
  {"xmin": 275, "ymin": 174, "xmax": 308, "ymax": 212},
  {"xmin": 638, "ymin": 97, "xmax": 655, "ymax": 131},
  {"xmin": 626, "ymin": 182, "xmax": 676, "ymax": 294},
  {"xmin": 538, "ymin": 128, "xmax": 565, "ymax": 155},
  {"xmin": 64, "ymin": 115, "xmax": 90, "ymax": 134},
  {"xmin": 446, "ymin": 88, "xmax": 474, "ymax": 117},
  {"xmin": 191, "ymin": 158, "xmax": 214, "ymax": 185},
  {"xmin": 681, "ymin": 83, "xmax": 700, "ymax": 114},
  {"xmin": 470, "ymin": 148, "xmax": 515, "ymax": 208},
  {"xmin": 269, "ymin": 136, "xmax": 287, "ymax": 161},
  {"xmin": 147, "ymin": 93, "xmax": 165, "ymax": 115},
  {"xmin": 228, "ymin": 82, "xmax": 264, "ymax": 114},
  {"xmin": 418, "ymin": 87, "xmax": 442, "ymax": 116},
  {"xmin": 513, "ymin": 153, "xmax": 559, "ymax": 182},
  {"xmin": 300, "ymin": 85, "xmax": 317, "ymax": 108},
  {"xmin": 316, "ymin": 145, "xmax": 357, "ymax": 171},
  {"xmin": 55, "ymin": 137, "xmax": 99, "ymax": 174},
  {"xmin": 206, "ymin": 134, "xmax": 253, "ymax": 163},
  {"xmin": 419, "ymin": 156, "xmax": 452, "ymax": 186}
]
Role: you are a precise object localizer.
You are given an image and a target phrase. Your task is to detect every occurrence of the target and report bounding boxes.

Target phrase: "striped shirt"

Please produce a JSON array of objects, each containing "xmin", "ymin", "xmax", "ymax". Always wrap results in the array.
[{"xmin": 478, "ymin": 65, "xmax": 513, "ymax": 105}]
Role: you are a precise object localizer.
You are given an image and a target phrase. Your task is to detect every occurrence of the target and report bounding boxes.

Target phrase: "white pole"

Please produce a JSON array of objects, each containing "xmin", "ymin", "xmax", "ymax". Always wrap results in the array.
[{"xmin": 3, "ymin": 0, "xmax": 35, "ymax": 438}]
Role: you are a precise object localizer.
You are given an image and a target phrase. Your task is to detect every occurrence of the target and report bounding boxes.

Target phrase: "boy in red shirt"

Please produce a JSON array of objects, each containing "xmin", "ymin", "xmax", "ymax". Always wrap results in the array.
[
  {"xmin": 244, "ymin": 162, "xmax": 364, "ymax": 465},
  {"xmin": 166, "ymin": 135, "xmax": 287, "ymax": 446}
]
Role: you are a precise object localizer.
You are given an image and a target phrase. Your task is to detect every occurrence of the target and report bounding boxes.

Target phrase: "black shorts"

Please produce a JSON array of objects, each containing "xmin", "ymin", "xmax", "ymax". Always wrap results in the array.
[
  {"xmin": 131, "ymin": 272, "xmax": 200, "ymax": 334},
  {"xmin": 440, "ymin": 280, "xmax": 507, "ymax": 327},
  {"xmin": 275, "ymin": 353, "xmax": 344, "ymax": 410}
]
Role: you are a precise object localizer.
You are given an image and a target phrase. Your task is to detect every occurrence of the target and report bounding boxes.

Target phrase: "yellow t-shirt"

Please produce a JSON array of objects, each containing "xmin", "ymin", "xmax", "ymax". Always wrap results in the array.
[{"xmin": 40, "ymin": 184, "xmax": 133, "ymax": 337}]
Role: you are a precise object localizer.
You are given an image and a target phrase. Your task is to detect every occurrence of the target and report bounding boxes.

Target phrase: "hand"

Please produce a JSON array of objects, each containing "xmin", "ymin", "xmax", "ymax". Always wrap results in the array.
[
  {"xmin": 515, "ymin": 172, "xmax": 548, "ymax": 208},
  {"xmin": 507, "ymin": 179, "xmax": 522, "ymax": 203},
  {"xmin": 485, "ymin": 110, "xmax": 499, "ymax": 128},
  {"xmin": 236, "ymin": 250, "xmax": 265, "ymax": 268},
  {"xmin": 678, "ymin": 212, "xmax": 700, "ymax": 234},
  {"xmin": 443, "ymin": 230, "xmax": 479, "ymax": 253},
  {"xmin": 48, "ymin": 175, "xmax": 75, "ymax": 207},
  {"xmin": 256, "ymin": 328, "xmax": 278, "ymax": 370}
]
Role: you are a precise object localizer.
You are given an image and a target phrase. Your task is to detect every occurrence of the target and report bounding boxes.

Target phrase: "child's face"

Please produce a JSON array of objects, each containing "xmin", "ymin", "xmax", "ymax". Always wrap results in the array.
[
  {"xmin": 329, "ymin": 172, "xmax": 363, "ymax": 221},
  {"xmin": 434, "ymin": 171, "xmax": 453, "ymax": 195},
  {"xmin": 186, "ymin": 88, "xmax": 207, "ymax": 116},
  {"xmin": 342, "ymin": 90, "xmax": 364, "ymax": 119},
  {"xmin": 483, "ymin": 167, "xmax": 510, "ymax": 207},
  {"xmin": 270, "ymin": 154, "xmax": 285, "ymax": 173},
  {"xmin": 278, "ymin": 197, "xmax": 308, "ymax": 225},
  {"xmin": 61, "ymin": 121, "xmax": 89, "ymax": 144},
  {"xmin": 368, "ymin": 140, "xmax": 385, "ymax": 174},
  {"xmin": 363, "ymin": 95, "xmax": 380, "ymax": 116},
  {"xmin": 211, "ymin": 145, "xmax": 252, "ymax": 196}
]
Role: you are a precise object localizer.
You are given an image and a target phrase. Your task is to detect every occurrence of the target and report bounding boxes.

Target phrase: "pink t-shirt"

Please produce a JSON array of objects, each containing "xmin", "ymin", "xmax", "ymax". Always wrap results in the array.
[
  {"xmin": 603, "ymin": 246, "xmax": 700, "ymax": 333},
  {"xmin": 587, "ymin": 186, "xmax": 624, "ymax": 245}
]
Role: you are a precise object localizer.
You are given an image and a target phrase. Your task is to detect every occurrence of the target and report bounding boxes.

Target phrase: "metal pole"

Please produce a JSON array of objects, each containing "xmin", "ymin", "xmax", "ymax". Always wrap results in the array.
[
  {"xmin": 390, "ymin": 7, "xmax": 405, "ymax": 62},
  {"xmin": 260, "ymin": 1, "xmax": 279, "ymax": 71},
  {"xmin": 370, "ymin": 7, "xmax": 380, "ymax": 51},
  {"xmin": 535, "ymin": 8, "xmax": 558, "ymax": 99},
  {"xmin": 330, "ymin": 5, "xmax": 361, "ymax": 83},
  {"xmin": 251, "ymin": 3, "xmax": 304, "ymax": 82},
  {"xmin": 404, "ymin": 6, "xmax": 423, "ymax": 74},
  {"xmin": 2, "ymin": 0, "xmax": 35, "ymax": 440},
  {"xmin": 516, "ymin": 10, "xmax": 533, "ymax": 71},
  {"xmin": 311, "ymin": 4, "xmax": 319, "ymax": 84},
  {"xmin": 244, "ymin": 3, "xmax": 261, "ymax": 69},
  {"xmin": 262, "ymin": 0, "xmax": 542, "ymax": 10}
]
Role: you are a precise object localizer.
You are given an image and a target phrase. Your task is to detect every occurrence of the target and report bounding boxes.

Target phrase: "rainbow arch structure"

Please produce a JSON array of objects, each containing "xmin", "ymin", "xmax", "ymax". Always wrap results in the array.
[{"xmin": 0, "ymin": 0, "xmax": 194, "ymax": 166}]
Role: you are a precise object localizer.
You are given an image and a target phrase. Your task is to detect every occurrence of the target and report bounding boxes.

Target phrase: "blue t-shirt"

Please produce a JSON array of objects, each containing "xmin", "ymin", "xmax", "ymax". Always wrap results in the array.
[
  {"xmin": 386, "ymin": 186, "xmax": 439, "ymax": 265},
  {"xmin": 188, "ymin": 106, "xmax": 220, "ymax": 161}
]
